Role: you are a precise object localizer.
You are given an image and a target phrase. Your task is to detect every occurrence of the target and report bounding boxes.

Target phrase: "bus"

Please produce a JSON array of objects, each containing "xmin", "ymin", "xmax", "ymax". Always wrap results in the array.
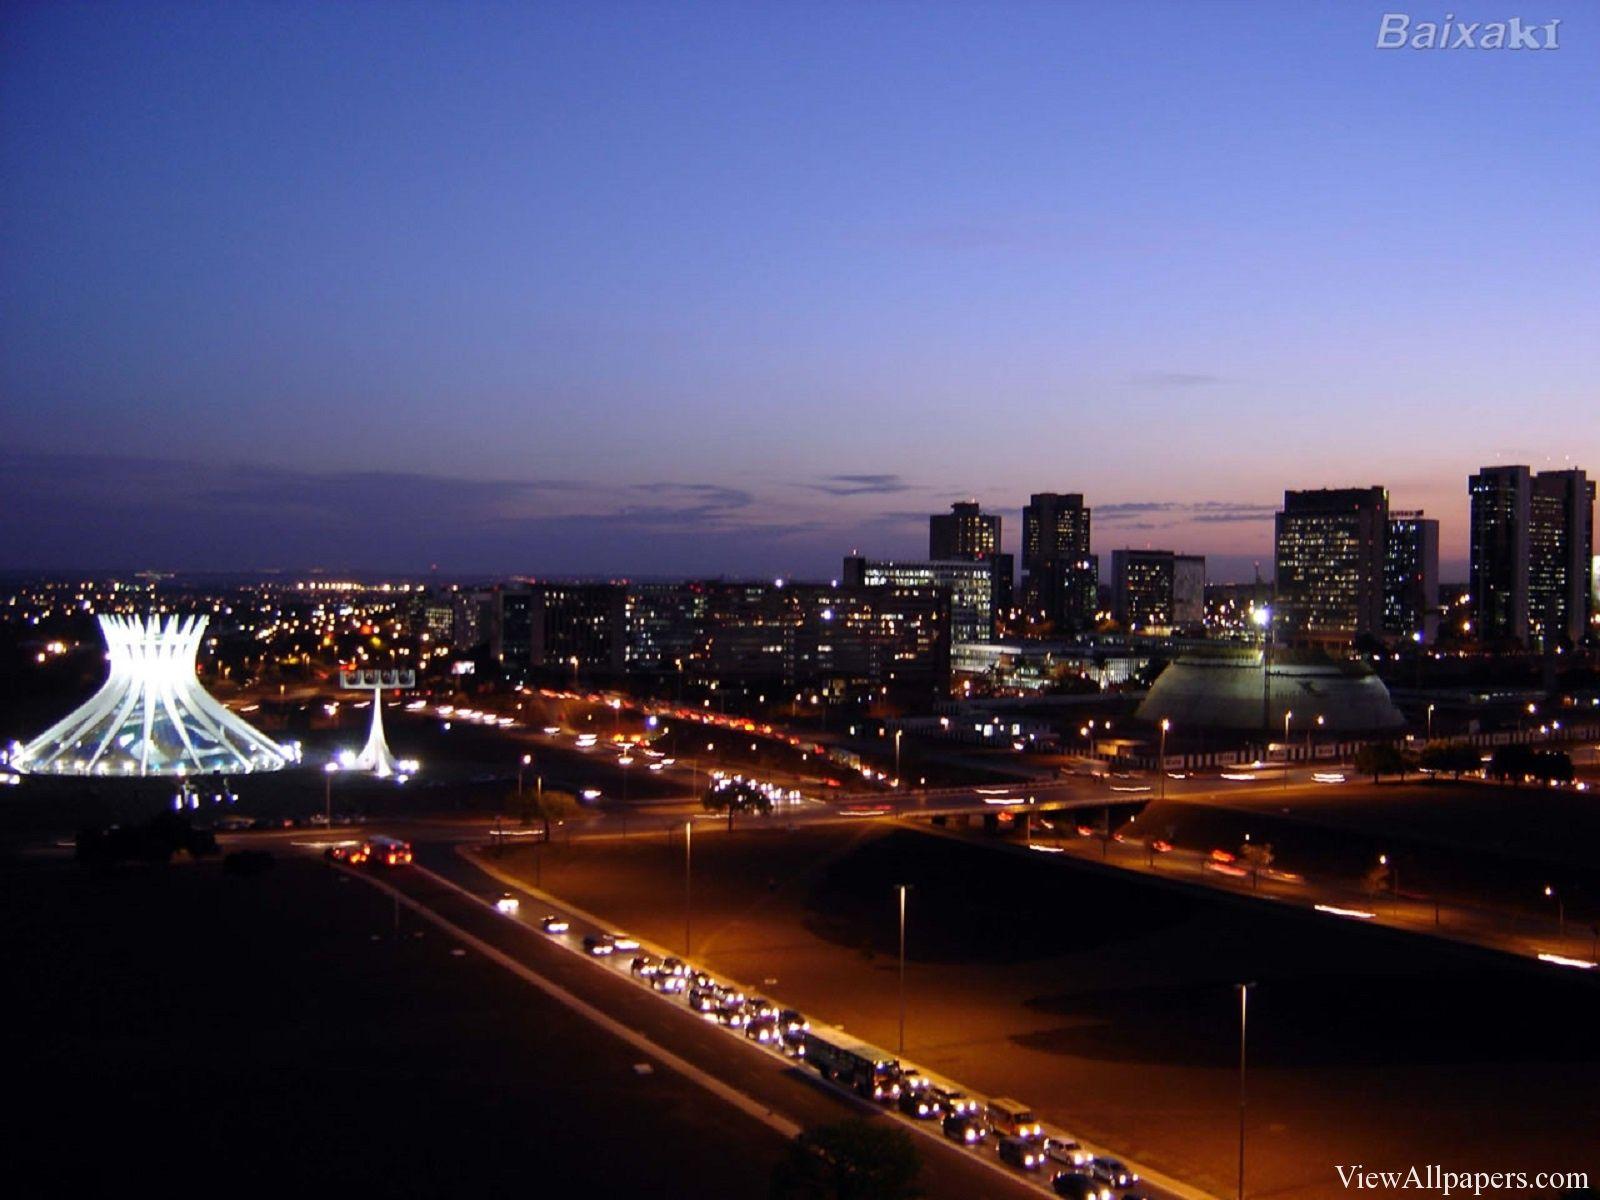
[
  {"xmin": 350, "ymin": 834, "xmax": 414, "ymax": 868},
  {"xmin": 802, "ymin": 1029, "xmax": 902, "ymax": 1103}
]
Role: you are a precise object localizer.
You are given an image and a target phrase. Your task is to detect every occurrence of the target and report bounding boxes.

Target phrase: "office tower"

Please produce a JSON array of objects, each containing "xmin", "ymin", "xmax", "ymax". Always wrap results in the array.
[
  {"xmin": 1274, "ymin": 486, "xmax": 1388, "ymax": 644},
  {"xmin": 1470, "ymin": 465, "xmax": 1595, "ymax": 647},
  {"xmin": 1469, "ymin": 465, "xmax": 1532, "ymax": 644},
  {"xmin": 1384, "ymin": 512, "xmax": 1440, "ymax": 644},
  {"xmin": 842, "ymin": 555, "xmax": 1005, "ymax": 645},
  {"xmin": 492, "ymin": 584, "xmax": 535, "ymax": 668},
  {"xmin": 527, "ymin": 583, "xmax": 628, "ymax": 674},
  {"xmin": 697, "ymin": 581, "xmax": 949, "ymax": 694},
  {"xmin": 1021, "ymin": 492, "xmax": 1096, "ymax": 632},
  {"xmin": 1110, "ymin": 549, "xmax": 1206, "ymax": 633},
  {"xmin": 1529, "ymin": 468, "xmax": 1595, "ymax": 647},
  {"xmin": 929, "ymin": 500, "xmax": 1001, "ymax": 562}
]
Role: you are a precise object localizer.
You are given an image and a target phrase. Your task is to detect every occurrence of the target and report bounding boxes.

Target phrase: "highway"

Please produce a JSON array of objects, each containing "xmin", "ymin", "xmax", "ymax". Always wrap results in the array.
[{"xmin": 327, "ymin": 838, "xmax": 1216, "ymax": 1200}]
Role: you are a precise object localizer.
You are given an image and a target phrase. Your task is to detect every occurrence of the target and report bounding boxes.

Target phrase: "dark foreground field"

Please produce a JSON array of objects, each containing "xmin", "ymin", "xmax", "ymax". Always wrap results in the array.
[
  {"xmin": 488, "ymin": 824, "xmax": 1600, "ymax": 1200},
  {"xmin": 8, "ymin": 849, "xmax": 786, "ymax": 1198}
]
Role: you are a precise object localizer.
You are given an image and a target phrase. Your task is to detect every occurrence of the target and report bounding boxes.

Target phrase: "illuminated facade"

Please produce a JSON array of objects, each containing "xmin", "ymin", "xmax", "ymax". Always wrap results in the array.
[
  {"xmin": 1021, "ymin": 492, "xmax": 1096, "ymax": 633},
  {"xmin": 1470, "ymin": 465, "xmax": 1595, "ymax": 647},
  {"xmin": 929, "ymin": 500, "xmax": 1001, "ymax": 562},
  {"xmin": 842, "ymin": 556, "xmax": 1001, "ymax": 645},
  {"xmin": 1383, "ymin": 511, "xmax": 1439, "ymax": 643},
  {"xmin": 1274, "ymin": 487, "xmax": 1388, "ymax": 645},
  {"xmin": 1111, "ymin": 549, "xmax": 1206, "ymax": 633},
  {"xmin": 16, "ymin": 614, "xmax": 295, "ymax": 776}
]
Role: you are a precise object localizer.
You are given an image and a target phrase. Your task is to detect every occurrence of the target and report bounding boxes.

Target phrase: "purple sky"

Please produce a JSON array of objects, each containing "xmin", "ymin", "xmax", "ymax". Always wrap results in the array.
[{"xmin": 3, "ymin": 2, "xmax": 1596, "ymax": 582}]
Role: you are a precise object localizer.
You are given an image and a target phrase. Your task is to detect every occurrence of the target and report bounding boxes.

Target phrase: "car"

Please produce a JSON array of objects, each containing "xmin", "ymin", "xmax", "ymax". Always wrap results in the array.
[
  {"xmin": 997, "ymin": 1135, "xmax": 1045, "ymax": 1170},
  {"xmin": 746, "ymin": 997, "xmax": 778, "ymax": 1020},
  {"xmin": 779, "ymin": 1009, "xmax": 809, "ymax": 1036},
  {"xmin": 1044, "ymin": 1137, "xmax": 1091, "ymax": 1167},
  {"xmin": 323, "ymin": 845, "xmax": 352, "ymax": 862},
  {"xmin": 935, "ymin": 1088, "xmax": 979, "ymax": 1118},
  {"xmin": 1052, "ymin": 1173, "xmax": 1113, "ymax": 1200},
  {"xmin": 629, "ymin": 954, "xmax": 661, "ymax": 977},
  {"xmin": 745, "ymin": 1017, "xmax": 781, "ymax": 1045},
  {"xmin": 215, "ymin": 815, "xmax": 254, "ymax": 831},
  {"xmin": 494, "ymin": 893, "xmax": 520, "ymax": 915},
  {"xmin": 582, "ymin": 934, "xmax": 614, "ymax": 956},
  {"xmin": 1088, "ymin": 1158, "xmax": 1139, "ymax": 1189},
  {"xmin": 540, "ymin": 915, "xmax": 569, "ymax": 934},
  {"xmin": 609, "ymin": 933, "xmax": 640, "ymax": 951},
  {"xmin": 688, "ymin": 987, "xmax": 721, "ymax": 1013},
  {"xmin": 713, "ymin": 1006, "xmax": 749, "ymax": 1029},
  {"xmin": 660, "ymin": 957, "xmax": 688, "ymax": 976},
  {"xmin": 942, "ymin": 1114, "xmax": 987, "ymax": 1146},
  {"xmin": 898, "ymin": 1088, "xmax": 942, "ymax": 1119},
  {"xmin": 652, "ymin": 972, "xmax": 687, "ymax": 994}
]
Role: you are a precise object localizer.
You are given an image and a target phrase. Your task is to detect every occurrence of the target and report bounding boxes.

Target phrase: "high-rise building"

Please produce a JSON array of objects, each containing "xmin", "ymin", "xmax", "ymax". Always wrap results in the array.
[
  {"xmin": 842, "ymin": 556, "xmax": 1004, "ymax": 645},
  {"xmin": 1021, "ymin": 492, "xmax": 1096, "ymax": 633},
  {"xmin": 1274, "ymin": 487, "xmax": 1388, "ymax": 644},
  {"xmin": 1384, "ymin": 512, "xmax": 1439, "ymax": 644},
  {"xmin": 492, "ymin": 585, "xmax": 535, "ymax": 669},
  {"xmin": 527, "ymin": 583, "xmax": 628, "ymax": 674},
  {"xmin": 1469, "ymin": 465, "xmax": 1531, "ymax": 645},
  {"xmin": 1529, "ymin": 468, "xmax": 1595, "ymax": 647},
  {"xmin": 1470, "ymin": 465, "xmax": 1595, "ymax": 648},
  {"xmin": 1110, "ymin": 549, "xmax": 1206, "ymax": 633},
  {"xmin": 929, "ymin": 500, "xmax": 1001, "ymax": 562},
  {"xmin": 697, "ymin": 581, "xmax": 949, "ymax": 694},
  {"xmin": 623, "ymin": 582, "xmax": 705, "ymax": 675}
]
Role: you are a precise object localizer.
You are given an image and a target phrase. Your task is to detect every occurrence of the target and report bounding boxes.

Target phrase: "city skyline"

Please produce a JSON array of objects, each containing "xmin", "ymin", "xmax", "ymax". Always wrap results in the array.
[
  {"xmin": 3, "ymin": 3, "xmax": 1597, "ymax": 578},
  {"xmin": 0, "ymin": 446, "xmax": 1589, "ymax": 583}
]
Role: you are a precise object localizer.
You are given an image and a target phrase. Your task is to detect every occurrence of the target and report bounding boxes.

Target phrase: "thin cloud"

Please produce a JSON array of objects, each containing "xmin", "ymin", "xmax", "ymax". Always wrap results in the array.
[{"xmin": 808, "ymin": 474, "xmax": 912, "ymax": 497}]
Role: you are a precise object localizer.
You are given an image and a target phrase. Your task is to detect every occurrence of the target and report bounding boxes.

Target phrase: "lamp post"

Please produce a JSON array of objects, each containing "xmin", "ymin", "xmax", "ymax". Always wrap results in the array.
[
  {"xmin": 1159, "ymin": 719, "xmax": 1171, "ymax": 800},
  {"xmin": 323, "ymin": 761, "xmax": 339, "ymax": 829},
  {"xmin": 897, "ymin": 883, "xmax": 909, "ymax": 1054},
  {"xmin": 1282, "ymin": 711, "xmax": 1293, "ymax": 792},
  {"xmin": 684, "ymin": 820, "xmax": 693, "ymax": 956},
  {"xmin": 894, "ymin": 729, "xmax": 903, "ymax": 783},
  {"xmin": 1545, "ymin": 885, "xmax": 1565, "ymax": 937},
  {"xmin": 518, "ymin": 753, "xmax": 531, "ymax": 798},
  {"xmin": 1237, "ymin": 981, "xmax": 1254, "ymax": 1200},
  {"xmin": 1426, "ymin": 703, "xmax": 1435, "ymax": 743}
]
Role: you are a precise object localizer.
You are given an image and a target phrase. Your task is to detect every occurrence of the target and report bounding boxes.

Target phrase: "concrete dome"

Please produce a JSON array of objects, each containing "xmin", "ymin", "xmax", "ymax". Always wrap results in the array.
[{"xmin": 1136, "ymin": 647, "xmax": 1404, "ymax": 733}]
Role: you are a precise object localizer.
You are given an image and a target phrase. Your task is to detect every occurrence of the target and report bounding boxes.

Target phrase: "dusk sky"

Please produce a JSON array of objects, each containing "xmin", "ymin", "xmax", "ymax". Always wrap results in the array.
[{"xmin": 3, "ymin": 2, "xmax": 1596, "ymax": 582}]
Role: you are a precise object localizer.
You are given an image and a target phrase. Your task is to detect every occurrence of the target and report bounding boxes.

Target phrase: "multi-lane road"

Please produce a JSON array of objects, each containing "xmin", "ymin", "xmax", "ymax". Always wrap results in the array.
[{"xmin": 327, "ymin": 833, "xmax": 1217, "ymax": 1200}]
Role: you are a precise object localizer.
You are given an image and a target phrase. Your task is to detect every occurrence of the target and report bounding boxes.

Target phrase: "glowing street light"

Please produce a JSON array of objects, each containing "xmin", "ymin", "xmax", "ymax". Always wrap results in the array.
[
  {"xmin": 1282, "ymin": 711, "xmax": 1293, "ymax": 791},
  {"xmin": 1545, "ymin": 885, "xmax": 1565, "ymax": 937},
  {"xmin": 1159, "ymin": 719, "xmax": 1171, "ymax": 800}
]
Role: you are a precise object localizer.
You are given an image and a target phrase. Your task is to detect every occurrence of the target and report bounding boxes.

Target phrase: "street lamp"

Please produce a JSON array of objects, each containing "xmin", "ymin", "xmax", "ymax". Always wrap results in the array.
[
  {"xmin": 1159, "ymin": 719, "xmax": 1171, "ymax": 800},
  {"xmin": 1545, "ymin": 885, "xmax": 1565, "ymax": 937},
  {"xmin": 323, "ymin": 761, "xmax": 340, "ymax": 828},
  {"xmin": 1426, "ymin": 703, "xmax": 1436, "ymax": 743},
  {"xmin": 518, "ymin": 753, "xmax": 531, "ymax": 798},
  {"xmin": 684, "ymin": 820, "xmax": 693, "ymax": 955},
  {"xmin": 894, "ymin": 729, "xmax": 903, "ymax": 783},
  {"xmin": 897, "ymin": 884, "xmax": 909, "ymax": 1054},
  {"xmin": 1236, "ymin": 981, "xmax": 1255, "ymax": 1200},
  {"xmin": 1282, "ymin": 711, "xmax": 1293, "ymax": 791}
]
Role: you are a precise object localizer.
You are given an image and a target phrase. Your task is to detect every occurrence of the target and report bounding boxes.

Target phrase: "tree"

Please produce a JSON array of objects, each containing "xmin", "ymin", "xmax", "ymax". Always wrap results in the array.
[
  {"xmin": 1419, "ymin": 740, "xmax": 1480, "ymax": 780},
  {"xmin": 1353, "ymin": 742, "xmax": 1410, "ymax": 783},
  {"xmin": 771, "ymin": 1119, "xmax": 922, "ymax": 1200},
  {"xmin": 703, "ymin": 777, "xmax": 772, "ymax": 831},
  {"xmin": 1489, "ymin": 744, "xmax": 1539, "ymax": 783},
  {"xmin": 1238, "ymin": 841, "xmax": 1275, "ymax": 888},
  {"xmin": 514, "ymin": 786, "xmax": 579, "ymax": 841}
]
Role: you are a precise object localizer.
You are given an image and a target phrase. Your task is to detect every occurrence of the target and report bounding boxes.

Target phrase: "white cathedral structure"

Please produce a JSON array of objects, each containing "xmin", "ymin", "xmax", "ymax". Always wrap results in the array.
[{"xmin": 15, "ymin": 613, "xmax": 296, "ymax": 777}]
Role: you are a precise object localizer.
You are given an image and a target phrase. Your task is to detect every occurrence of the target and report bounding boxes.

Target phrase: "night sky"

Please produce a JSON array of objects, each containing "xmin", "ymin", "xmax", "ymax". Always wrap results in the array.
[{"xmin": 3, "ymin": 2, "xmax": 1595, "ymax": 581}]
